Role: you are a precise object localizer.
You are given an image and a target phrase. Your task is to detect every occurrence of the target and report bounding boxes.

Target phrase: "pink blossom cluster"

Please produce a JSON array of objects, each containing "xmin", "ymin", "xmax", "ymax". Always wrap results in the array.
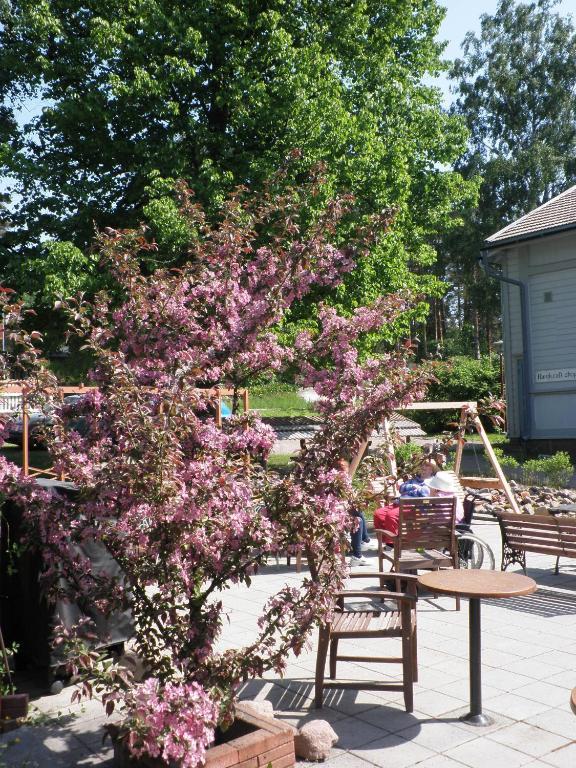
[{"xmin": 125, "ymin": 678, "xmax": 218, "ymax": 768}]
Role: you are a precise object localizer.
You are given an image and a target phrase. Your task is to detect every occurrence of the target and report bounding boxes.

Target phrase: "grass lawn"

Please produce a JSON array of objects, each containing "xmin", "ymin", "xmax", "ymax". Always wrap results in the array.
[
  {"xmin": 429, "ymin": 431, "xmax": 508, "ymax": 446},
  {"xmin": 249, "ymin": 386, "xmax": 314, "ymax": 417},
  {"xmin": 461, "ymin": 432, "xmax": 508, "ymax": 445},
  {"xmin": 266, "ymin": 453, "xmax": 295, "ymax": 471}
]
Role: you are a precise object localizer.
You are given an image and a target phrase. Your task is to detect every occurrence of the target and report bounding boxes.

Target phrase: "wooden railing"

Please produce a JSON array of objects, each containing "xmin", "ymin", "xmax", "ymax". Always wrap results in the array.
[{"xmin": 0, "ymin": 384, "xmax": 248, "ymax": 479}]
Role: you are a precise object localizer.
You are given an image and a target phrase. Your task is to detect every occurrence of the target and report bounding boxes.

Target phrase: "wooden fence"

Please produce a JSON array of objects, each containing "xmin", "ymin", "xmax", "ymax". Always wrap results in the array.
[{"xmin": 0, "ymin": 384, "xmax": 248, "ymax": 478}]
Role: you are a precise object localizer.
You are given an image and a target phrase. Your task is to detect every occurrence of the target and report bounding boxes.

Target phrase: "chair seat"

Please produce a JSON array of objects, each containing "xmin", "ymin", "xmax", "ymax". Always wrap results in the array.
[
  {"xmin": 331, "ymin": 608, "xmax": 402, "ymax": 637},
  {"xmin": 315, "ymin": 572, "xmax": 418, "ymax": 713},
  {"xmin": 397, "ymin": 548, "xmax": 453, "ymax": 570}
]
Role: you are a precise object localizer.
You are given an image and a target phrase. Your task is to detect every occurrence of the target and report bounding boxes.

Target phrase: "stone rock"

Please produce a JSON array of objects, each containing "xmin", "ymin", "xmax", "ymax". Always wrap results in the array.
[
  {"xmin": 50, "ymin": 680, "xmax": 64, "ymax": 695},
  {"xmin": 464, "ymin": 471, "xmax": 576, "ymax": 514},
  {"xmin": 238, "ymin": 700, "xmax": 275, "ymax": 718},
  {"xmin": 294, "ymin": 720, "xmax": 338, "ymax": 762}
]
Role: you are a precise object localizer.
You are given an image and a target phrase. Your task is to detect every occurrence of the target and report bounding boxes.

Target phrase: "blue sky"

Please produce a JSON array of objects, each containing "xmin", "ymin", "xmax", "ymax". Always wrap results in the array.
[
  {"xmin": 437, "ymin": 0, "xmax": 576, "ymax": 102},
  {"xmin": 440, "ymin": 0, "xmax": 576, "ymax": 59}
]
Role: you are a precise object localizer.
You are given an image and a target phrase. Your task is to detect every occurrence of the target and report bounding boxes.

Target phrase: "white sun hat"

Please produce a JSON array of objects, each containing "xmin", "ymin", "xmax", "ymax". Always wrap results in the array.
[{"xmin": 425, "ymin": 471, "xmax": 459, "ymax": 493}]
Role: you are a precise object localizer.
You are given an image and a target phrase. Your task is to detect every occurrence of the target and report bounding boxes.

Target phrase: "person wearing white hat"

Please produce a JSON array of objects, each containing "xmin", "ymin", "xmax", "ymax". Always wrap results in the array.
[{"xmin": 425, "ymin": 471, "xmax": 465, "ymax": 522}]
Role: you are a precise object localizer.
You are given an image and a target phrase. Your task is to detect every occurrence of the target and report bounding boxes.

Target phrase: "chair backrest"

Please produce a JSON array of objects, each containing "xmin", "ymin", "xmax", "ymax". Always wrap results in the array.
[{"xmin": 397, "ymin": 496, "xmax": 457, "ymax": 552}]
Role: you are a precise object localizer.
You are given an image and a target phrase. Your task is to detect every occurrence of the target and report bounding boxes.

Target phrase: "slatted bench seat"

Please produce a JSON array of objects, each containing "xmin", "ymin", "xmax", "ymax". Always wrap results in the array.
[{"xmin": 497, "ymin": 512, "xmax": 576, "ymax": 574}]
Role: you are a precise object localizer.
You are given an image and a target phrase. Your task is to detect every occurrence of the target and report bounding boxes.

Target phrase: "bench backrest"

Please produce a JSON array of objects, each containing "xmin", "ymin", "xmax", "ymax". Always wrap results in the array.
[
  {"xmin": 555, "ymin": 517, "xmax": 576, "ymax": 560},
  {"xmin": 497, "ymin": 512, "xmax": 564, "ymax": 556}
]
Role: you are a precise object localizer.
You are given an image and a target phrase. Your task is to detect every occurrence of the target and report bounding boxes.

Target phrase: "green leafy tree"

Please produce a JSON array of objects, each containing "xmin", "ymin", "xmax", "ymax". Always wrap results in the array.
[
  {"xmin": 0, "ymin": 0, "xmax": 473, "ymax": 333},
  {"xmin": 442, "ymin": 0, "xmax": 576, "ymax": 354}
]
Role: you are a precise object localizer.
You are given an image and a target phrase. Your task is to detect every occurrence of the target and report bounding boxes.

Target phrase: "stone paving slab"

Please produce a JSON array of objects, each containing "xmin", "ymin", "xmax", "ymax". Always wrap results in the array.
[{"xmin": 2, "ymin": 519, "xmax": 576, "ymax": 767}]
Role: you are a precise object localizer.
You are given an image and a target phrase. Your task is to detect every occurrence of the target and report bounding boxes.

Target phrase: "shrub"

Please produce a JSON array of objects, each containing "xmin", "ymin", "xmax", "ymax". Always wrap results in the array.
[
  {"xmin": 493, "ymin": 447, "xmax": 520, "ymax": 471},
  {"xmin": 394, "ymin": 442, "xmax": 424, "ymax": 473},
  {"xmin": 493, "ymin": 449, "xmax": 573, "ymax": 488},
  {"xmin": 523, "ymin": 452, "xmax": 574, "ymax": 488},
  {"xmin": 420, "ymin": 356, "xmax": 500, "ymax": 432}
]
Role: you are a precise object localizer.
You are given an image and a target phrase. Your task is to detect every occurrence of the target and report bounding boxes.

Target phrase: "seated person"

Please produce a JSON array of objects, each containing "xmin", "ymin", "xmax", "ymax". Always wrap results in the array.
[
  {"xmin": 373, "ymin": 458, "xmax": 438, "ymax": 543},
  {"xmin": 426, "ymin": 471, "xmax": 465, "ymax": 523},
  {"xmin": 398, "ymin": 478, "xmax": 430, "ymax": 497},
  {"xmin": 336, "ymin": 456, "xmax": 372, "ymax": 567},
  {"xmin": 349, "ymin": 506, "xmax": 372, "ymax": 566}
]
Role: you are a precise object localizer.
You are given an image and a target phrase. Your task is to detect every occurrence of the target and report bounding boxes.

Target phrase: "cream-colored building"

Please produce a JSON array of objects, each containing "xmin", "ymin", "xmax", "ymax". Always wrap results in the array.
[{"xmin": 482, "ymin": 185, "xmax": 576, "ymax": 448}]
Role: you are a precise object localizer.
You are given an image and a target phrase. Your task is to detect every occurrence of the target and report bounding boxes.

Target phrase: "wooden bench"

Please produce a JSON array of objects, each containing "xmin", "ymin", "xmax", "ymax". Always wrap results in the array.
[{"xmin": 497, "ymin": 512, "xmax": 576, "ymax": 574}]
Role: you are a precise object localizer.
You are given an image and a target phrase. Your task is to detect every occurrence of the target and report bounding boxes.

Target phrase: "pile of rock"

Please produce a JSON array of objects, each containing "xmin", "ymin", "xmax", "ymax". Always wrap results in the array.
[{"xmin": 466, "ymin": 481, "xmax": 576, "ymax": 517}]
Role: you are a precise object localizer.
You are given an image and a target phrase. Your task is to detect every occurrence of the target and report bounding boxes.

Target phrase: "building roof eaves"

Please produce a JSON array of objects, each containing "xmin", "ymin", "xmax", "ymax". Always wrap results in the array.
[
  {"xmin": 483, "ymin": 220, "xmax": 576, "ymax": 253},
  {"xmin": 485, "ymin": 184, "xmax": 576, "ymax": 248}
]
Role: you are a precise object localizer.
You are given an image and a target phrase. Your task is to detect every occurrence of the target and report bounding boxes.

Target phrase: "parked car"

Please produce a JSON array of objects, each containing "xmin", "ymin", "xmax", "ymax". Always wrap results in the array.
[{"xmin": 5, "ymin": 394, "xmax": 86, "ymax": 448}]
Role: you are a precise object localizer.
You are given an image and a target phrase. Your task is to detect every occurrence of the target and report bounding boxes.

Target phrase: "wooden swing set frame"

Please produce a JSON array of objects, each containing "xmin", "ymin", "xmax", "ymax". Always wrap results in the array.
[{"xmin": 352, "ymin": 401, "xmax": 521, "ymax": 515}]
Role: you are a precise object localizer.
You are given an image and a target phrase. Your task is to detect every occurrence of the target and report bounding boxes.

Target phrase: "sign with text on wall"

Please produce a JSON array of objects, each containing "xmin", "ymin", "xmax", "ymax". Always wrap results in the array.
[{"xmin": 536, "ymin": 368, "xmax": 576, "ymax": 383}]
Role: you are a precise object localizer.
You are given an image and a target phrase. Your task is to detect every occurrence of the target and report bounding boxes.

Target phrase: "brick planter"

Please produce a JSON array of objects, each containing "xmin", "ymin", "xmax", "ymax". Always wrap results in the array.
[{"xmin": 111, "ymin": 701, "xmax": 296, "ymax": 768}]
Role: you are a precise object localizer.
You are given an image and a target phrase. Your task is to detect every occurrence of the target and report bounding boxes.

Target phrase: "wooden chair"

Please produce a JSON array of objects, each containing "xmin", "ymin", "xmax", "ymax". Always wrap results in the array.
[
  {"xmin": 376, "ymin": 496, "xmax": 460, "ymax": 609},
  {"xmin": 315, "ymin": 571, "xmax": 418, "ymax": 713}
]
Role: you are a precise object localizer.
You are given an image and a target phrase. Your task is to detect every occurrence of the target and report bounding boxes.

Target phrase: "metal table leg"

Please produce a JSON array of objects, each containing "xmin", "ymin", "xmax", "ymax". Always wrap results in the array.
[{"xmin": 460, "ymin": 597, "xmax": 493, "ymax": 726}]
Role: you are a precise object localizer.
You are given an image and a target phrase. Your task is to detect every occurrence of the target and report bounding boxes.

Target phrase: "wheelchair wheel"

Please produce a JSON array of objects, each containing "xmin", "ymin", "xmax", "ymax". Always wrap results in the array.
[{"xmin": 457, "ymin": 534, "xmax": 495, "ymax": 570}]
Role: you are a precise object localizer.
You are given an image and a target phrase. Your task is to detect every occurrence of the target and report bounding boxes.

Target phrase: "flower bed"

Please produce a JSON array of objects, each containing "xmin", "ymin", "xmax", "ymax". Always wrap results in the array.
[{"xmin": 112, "ymin": 702, "xmax": 295, "ymax": 768}]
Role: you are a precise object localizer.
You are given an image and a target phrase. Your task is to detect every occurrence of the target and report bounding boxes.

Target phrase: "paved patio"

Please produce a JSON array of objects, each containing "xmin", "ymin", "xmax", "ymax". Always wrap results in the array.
[{"xmin": 3, "ymin": 518, "xmax": 576, "ymax": 767}]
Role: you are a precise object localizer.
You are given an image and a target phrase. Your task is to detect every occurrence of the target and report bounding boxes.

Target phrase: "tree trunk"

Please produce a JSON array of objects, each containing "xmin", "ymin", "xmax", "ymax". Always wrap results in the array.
[
  {"xmin": 438, "ymin": 299, "xmax": 445, "ymax": 344},
  {"xmin": 422, "ymin": 320, "xmax": 428, "ymax": 357},
  {"xmin": 473, "ymin": 308, "xmax": 481, "ymax": 360}
]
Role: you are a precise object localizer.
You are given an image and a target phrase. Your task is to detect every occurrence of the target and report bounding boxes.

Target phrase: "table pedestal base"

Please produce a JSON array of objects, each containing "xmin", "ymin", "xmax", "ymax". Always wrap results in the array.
[
  {"xmin": 459, "ymin": 712, "xmax": 493, "ymax": 727},
  {"xmin": 466, "ymin": 597, "xmax": 494, "ymax": 727}
]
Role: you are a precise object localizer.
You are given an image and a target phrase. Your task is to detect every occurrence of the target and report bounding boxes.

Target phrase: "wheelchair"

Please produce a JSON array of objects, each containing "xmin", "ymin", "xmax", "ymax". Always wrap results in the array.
[{"xmin": 455, "ymin": 492, "xmax": 496, "ymax": 570}]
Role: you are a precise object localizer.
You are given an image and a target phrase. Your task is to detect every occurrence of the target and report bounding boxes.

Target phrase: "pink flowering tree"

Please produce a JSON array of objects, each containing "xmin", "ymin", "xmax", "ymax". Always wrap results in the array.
[{"xmin": 0, "ymin": 170, "xmax": 427, "ymax": 767}]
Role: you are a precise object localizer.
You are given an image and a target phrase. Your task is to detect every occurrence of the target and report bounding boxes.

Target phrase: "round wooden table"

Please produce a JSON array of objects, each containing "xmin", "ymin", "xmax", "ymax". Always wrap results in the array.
[{"xmin": 418, "ymin": 570, "xmax": 537, "ymax": 726}]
